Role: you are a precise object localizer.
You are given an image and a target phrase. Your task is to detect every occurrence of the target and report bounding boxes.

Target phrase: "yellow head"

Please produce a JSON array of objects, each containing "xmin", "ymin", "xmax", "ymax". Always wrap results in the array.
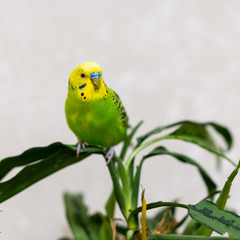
[{"xmin": 68, "ymin": 61, "xmax": 108, "ymax": 101}]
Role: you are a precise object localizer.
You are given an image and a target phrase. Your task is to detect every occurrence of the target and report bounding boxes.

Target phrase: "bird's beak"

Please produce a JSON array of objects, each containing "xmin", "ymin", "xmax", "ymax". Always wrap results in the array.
[{"xmin": 90, "ymin": 72, "xmax": 101, "ymax": 89}]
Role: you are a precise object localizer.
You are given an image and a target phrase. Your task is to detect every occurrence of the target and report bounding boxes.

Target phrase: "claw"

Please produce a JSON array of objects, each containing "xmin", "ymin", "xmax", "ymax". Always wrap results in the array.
[
  {"xmin": 76, "ymin": 142, "xmax": 81, "ymax": 157},
  {"xmin": 76, "ymin": 142, "xmax": 87, "ymax": 157},
  {"xmin": 105, "ymin": 146, "xmax": 115, "ymax": 165}
]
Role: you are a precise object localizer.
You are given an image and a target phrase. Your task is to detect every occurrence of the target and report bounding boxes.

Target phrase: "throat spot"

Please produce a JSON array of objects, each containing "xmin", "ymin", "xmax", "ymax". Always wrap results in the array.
[{"xmin": 79, "ymin": 83, "xmax": 87, "ymax": 90}]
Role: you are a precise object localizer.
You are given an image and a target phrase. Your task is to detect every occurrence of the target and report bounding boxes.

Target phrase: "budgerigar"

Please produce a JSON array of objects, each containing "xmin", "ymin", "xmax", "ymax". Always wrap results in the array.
[{"xmin": 65, "ymin": 61, "xmax": 128, "ymax": 164}]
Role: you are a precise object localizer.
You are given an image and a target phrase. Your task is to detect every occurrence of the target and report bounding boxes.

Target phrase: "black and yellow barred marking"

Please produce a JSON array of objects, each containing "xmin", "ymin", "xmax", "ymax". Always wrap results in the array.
[{"xmin": 112, "ymin": 91, "xmax": 128, "ymax": 127}]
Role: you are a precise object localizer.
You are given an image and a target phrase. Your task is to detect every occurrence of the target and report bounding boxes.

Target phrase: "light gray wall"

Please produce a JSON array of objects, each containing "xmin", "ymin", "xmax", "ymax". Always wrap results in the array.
[{"xmin": 1, "ymin": 1, "xmax": 240, "ymax": 239}]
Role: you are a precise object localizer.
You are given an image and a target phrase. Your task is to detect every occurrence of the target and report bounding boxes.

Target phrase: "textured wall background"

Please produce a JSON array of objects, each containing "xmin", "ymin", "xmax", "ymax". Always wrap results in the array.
[{"xmin": 1, "ymin": 1, "xmax": 240, "ymax": 239}]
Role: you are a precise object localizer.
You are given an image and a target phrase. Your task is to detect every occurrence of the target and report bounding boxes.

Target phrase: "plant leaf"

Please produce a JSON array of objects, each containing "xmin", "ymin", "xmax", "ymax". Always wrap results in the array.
[
  {"xmin": 105, "ymin": 190, "xmax": 116, "ymax": 219},
  {"xmin": 98, "ymin": 217, "xmax": 113, "ymax": 240},
  {"xmin": 0, "ymin": 144, "xmax": 105, "ymax": 203},
  {"xmin": 64, "ymin": 193, "xmax": 113, "ymax": 240},
  {"xmin": 207, "ymin": 122, "xmax": 232, "ymax": 151},
  {"xmin": 125, "ymin": 121, "xmax": 234, "ymax": 176},
  {"xmin": 182, "ymin": 219, "xmax": 200, "ymax": 235},
  {"xmin": 196, "ymin": 160, "xmax": 240, "ymax": 236},
  {"xmin": 64, "ymin": 193, "xmax": 91, "ymax": 240},
  {"xmin": 0, "ymin": 142, "xmax": 65, "ymax": 180},
  {"xmin": 90, "ymin": 213, "xmax": 114, "ymax": 240},
  {"xmin": 188, "ymin": 200, "xmax": 240, "ymax": 238},
  {"xmin": 120, "ymin": 120, "xmax": 143, "ymax": 160},
  {"xmin": 132, "ymin": 146, "xmax": 217, "ymax": 208},
  {"xmin": 167, "ymin": 122, "xmax": 235, "ymax": 166},
  {"xmin": 216, "ymin": 160, "xmax": 240, "ymax": 209},
  {"xmin": 136, "ymin": 121, "xmax": 183, "ymax": 147},
  {"xmin": 116, "ymin": 156, "xmax": 131, "ymax": 209},
  {"xmin": 137, "ymin": 121, "xmax": 232, "ymax": 153}
]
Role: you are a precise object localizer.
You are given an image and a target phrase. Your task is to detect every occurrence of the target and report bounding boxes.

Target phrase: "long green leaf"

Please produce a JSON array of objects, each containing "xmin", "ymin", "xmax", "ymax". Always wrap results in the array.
[
  {"xmin": 125, "ymin": 121, "xmax": 144, "ymax": 186},
  {"xmin": 120, "ymin": 120, "xmax": 143, "ymax": 160},
  {"xmin": 0, "ymin": 144, "xmax": 105, "ymax": 203},
  {"xmin": 116, "ymin": 156, "xmax": 131, "ymax": 212},
  {"xmin": 168, "ymin": 122, "xmax": 231, "ymax": 163},
  {"xmin": 167, "ymin": 122, "xmax": 235, "ymax": 166},
  {"xmin": 189, "ymin": 200, "xmax": 240, "ymax": 238},
  {"xmin": 216, "ymin": 160, "xmax": 240, "ymax": 209},
  {"xmin": 105, "ymin": 191, "xmax": 116, "ymax": 219},
  {"xmin": 0, "ymin": 142, "xmax": 65, "ymax": 180},
  {"xmin": 131, "ymin": 159, "xmax": 144, "ymax": 208},
  {"xmin": 137, "ymin": 121, "xmax": 232, "ymax": 152},
  {"xmin": 136, "ymin": 121, "xmax": 184, "ymax": 147},
  {"xmin": 126, "ymin": 121, "xmax": 235, "ymax": 171},
  {"xmin": 132, "ymin": 146, "xmax": 216, "ymax": 208}
]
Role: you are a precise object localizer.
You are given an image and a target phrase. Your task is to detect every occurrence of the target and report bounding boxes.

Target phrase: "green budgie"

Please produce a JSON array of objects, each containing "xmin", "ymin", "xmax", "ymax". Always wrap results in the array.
[{"xmin": 65, "ymin": 61, "xmax": 128, "ymax": 164}]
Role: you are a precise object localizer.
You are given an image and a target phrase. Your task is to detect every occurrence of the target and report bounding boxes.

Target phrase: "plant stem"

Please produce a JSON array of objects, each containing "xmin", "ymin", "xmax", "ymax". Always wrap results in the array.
[
  {"xmin": 107, "ymin": 162, "xmax": 127, "ymax": 219},
  {"xmin": 129, "ymin": 201, "xmax": 188, "ymax": 220},
  {"xmin": 115, "ymin": 155, "xmax": 131, "ymax": 216},
  {"xmin": 126, "ymin": 201, "xmax": 188, "ymax": 239},
  {"xmin": 126, "ymin": 229, "xmax": 137, "ymax": 240},
  {"xmin": 141, "ymin": 189, "xmax": 147, "ymax": 240}
]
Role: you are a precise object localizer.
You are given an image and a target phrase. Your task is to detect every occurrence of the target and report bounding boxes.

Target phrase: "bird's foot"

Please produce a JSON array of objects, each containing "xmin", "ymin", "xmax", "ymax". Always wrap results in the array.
[
  {"xmin": 105, "ymin": 146, "xmax": 115, "ymax": 165},
  {"xmin": 76, "ymin": 142, "xmax": 87, "ymax": 157}
]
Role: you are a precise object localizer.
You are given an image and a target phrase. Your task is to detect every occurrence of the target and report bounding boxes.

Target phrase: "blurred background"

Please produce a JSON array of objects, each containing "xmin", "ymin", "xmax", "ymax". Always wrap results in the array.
[{"xmin": 1, "ymin": 0, "xmax": 240, "ymax": 239}]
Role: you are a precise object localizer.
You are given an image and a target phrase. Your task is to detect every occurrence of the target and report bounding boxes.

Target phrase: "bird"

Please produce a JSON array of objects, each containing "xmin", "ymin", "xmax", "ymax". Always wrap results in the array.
[{"xmin": 65, "ymin": 61, "xmax": 128, "ymax": 164}]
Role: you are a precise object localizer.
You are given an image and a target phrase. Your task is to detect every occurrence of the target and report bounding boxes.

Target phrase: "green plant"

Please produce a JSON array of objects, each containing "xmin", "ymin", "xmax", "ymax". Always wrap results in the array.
[{"xmin": 1, "ymin": 120, "xmax": 240, "ymax": 239}]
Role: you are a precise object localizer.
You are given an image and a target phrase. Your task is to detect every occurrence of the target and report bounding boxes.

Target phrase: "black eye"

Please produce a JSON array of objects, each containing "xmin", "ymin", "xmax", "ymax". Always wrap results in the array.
[{"xmin": 81, "ymin": 73, "xmax": 85, "ymax": 78}]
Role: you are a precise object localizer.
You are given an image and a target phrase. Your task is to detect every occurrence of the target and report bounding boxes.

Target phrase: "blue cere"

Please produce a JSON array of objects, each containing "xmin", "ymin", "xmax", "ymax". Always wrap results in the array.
[
  {"xmin": 79, "ymin": 83, "xmax": 87, "ymax": 90},
  {"xmin": 90, "ymin": 72, "xmax": 101, "ymax": 79}
]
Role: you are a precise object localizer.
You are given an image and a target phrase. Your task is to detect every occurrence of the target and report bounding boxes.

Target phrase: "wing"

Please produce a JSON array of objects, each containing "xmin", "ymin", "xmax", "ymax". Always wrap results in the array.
[{"xmin": 112, "ymin": 91, "xmax": 129, "ymax": 127}]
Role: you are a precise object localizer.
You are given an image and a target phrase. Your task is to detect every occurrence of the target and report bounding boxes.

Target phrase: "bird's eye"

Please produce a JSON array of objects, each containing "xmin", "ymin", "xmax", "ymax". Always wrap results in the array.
[{"xmin": 81, "ymin": 73, "xmax": 85, "ymax": 78}]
